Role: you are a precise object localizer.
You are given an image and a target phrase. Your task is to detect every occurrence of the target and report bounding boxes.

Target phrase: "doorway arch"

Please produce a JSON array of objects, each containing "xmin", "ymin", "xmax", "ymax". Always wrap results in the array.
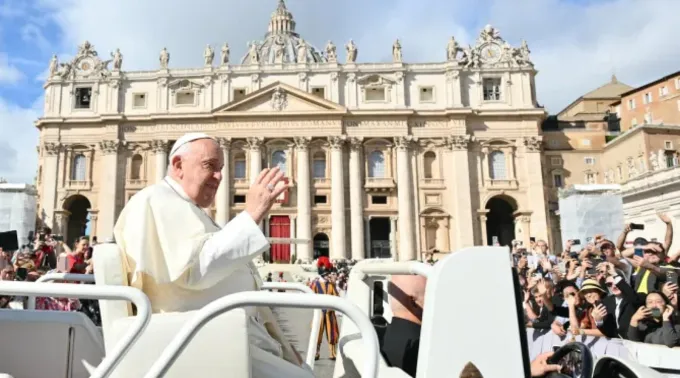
[
  {"xmin": 63, "ymin": 195, "xmax": 91, "ymax": 246},
  {"xmin": 485, "ymin": 195, "xmax": 517, "ymax": 246},
  {"xmin": 313, "ymin": 233, "xmax": 330, "ymax": 259}
]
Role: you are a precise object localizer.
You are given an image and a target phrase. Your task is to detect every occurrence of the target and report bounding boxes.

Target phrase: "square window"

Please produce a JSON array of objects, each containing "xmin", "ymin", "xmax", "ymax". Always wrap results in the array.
[
  {"xmin": 365, "ymin": 87, "xmax": 386, "ymax": 102},
  {"xmin": 419, "ymin": 87, "xmax": 434, "ymax": 102},
  {"xmin": 644, "ymin": 92, "xmax": 652, "ymax": 104},
  {"xmin": 233, "ymin": 88, "xmax": 247, "ymax": 102},
  {"xmin": 176, "ymin": 92, "xmax": 195, "ymax": 105},
  {"xmin": 482, "ymin": 78, "xmax": 502, "ymax": 101},
  {"xmin": 311, "ymin": 87, "xmax": 325, "ymax": 99},
  {"xmin": 580, "ymin": 139, "xmax": 591, "ymax": 147},
  {"xmin": 313, "ymin": 195, "xmax": 327, "ymax": 205},
  {"xmin": 371, "ymin": 195, "xmax": 388, "ymax": 205},
  {"xmin": 75, "ymin": 87, "xmax": 92, "ymax": 109},
  {"xmin": 584, "ymin": 157, "xmax": 595, "ymax": 165},
  {"xmin": 550, "ymin": 157, "xmax": 562, "ymax": 165},
  {"xmin": 133, "ymin": 93, "xmax": 146, "ymax": 108},
  {"xmin": 233, "ymin": 195, "xmax": 246, "ymax": 204}
]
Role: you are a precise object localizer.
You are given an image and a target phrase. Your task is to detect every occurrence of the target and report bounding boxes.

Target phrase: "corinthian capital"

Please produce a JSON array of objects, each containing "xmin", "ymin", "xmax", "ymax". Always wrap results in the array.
[
  {"xmin": 348, "ymin": 137, "xmax": 364, "ymax": 151},
  {"xmin": 99, "ymin": 140, "xmax": 123, "ymax": 155},
  {"xmin": 293, "ymin": 137, "xmax": 311, "ymax": 150},
  {"xmin": 246, "ymin": 137, "xmax": 264, "ymax": 151},
  {"xmin": 150, "ymin": 140, "xmax": 168, "ymax": 154},
  {"xmin": 43, "ymin": 142, "xmax": 62, "ymax": 156},
  {"xmin": 394, "ymin": 136, "xmax": 415, "ymax": 150},
  {"xmin": 523, "ymin": 136, "xmax": 543, "ymax": 152},
  {"xmin": 215, "ymin": 137, "xmax": 232, "ymax": 150},
  {"xmin": 327, "ymin": 135, "xmax": 347, "ymax": 150},
  {"xmin": 446, "ymin": 134, "xmax": 474, "ymax": 151}
]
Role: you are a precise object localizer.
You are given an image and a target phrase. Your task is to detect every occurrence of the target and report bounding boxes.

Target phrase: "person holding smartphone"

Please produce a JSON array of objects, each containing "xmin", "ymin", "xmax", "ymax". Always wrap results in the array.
[
  {"xmin": 60, "ymin": 236, "xmax": 90, "ymax": 274},
  {"xmin": 628, "ymin": 291, "xmax": 680, "ymax": 347}
]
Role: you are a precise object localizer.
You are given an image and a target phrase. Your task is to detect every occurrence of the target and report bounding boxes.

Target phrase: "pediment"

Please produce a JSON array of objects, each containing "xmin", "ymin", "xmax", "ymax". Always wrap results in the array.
[
  {"xmin": 356, "ymin": 74, "xmax": 397, "ymax": 86},
  {"xmin": 213, "ymin": 82, "xmax": 346, "ymax": 114},
  {"xmin": 168, "ymin": 78, "xmax": 205, "ymax": 91}
]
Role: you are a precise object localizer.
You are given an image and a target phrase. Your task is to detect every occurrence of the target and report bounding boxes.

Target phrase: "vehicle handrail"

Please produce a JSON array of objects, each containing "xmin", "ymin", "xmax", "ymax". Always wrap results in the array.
[
  {"xmin": 260, "ymin": 282, "xmax": 322, "ymax": 369},
  {"xmin": 353, "ymin": 261, "xmax": 433, "ymax": 278},
  {"xmin": 145, "ymin": 291, "xmax": 380, "ymax": 378},
  {"xmin": 26, "ymin": 273, "xmax": 96, "ymax": 310},
  {"xmin": 0, "ymin": 281, "xmax": 151, "ymax": 378}
]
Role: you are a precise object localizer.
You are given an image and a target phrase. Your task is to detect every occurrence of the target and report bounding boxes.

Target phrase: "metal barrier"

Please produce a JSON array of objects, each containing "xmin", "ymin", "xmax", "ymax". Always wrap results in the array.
[
  {"xmin": 145, "ymin": 291, "xmax": 380, "ymax": 378},
  {"xmin": 354, "ymin": 261, "xmax": 433, "ymax": 278},
  {"xmin": 25, "ymin": 273, "xmax": 95, "ymax": 310},
  {"xmin": 260, "ymin": 282, "xmax": 322, "ymax": 369},
  {"xmin": 0, "ymin": 281, "xmax": 151, "ymax": 378}
]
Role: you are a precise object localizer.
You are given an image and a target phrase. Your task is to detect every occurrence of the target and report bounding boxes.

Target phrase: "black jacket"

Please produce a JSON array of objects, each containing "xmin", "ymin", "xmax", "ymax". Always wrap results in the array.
[{"xmin": 597, "ymin": 277, "xmax": 645, "ymax": 339}]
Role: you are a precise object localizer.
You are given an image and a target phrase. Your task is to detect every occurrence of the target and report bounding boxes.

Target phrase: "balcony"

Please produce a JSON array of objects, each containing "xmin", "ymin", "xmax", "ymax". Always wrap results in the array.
[
  {"xmin": 234, "ymin": 178, "xmax": 248, "ymax": 188},
  {"xmin": 66, "ymin": 180, "xmax": 90, "ymax": 190},
  {"xmin": 313, "ymin": 177, "xmax": 331, "ymax": 188},
  {"xmin": 420, "ymin": 178, "xmax": 445, "ymax": 188},
  {"xmin": 484, "ymin": 179, "xmax": 519, "ymax": 190},
  {"xmin": 126, "ymin": 179, "xmax": 147, "ymax": 188},
  {"xmin": 364, "ymin": 177, "xmax": 396, "ymax": 192}
]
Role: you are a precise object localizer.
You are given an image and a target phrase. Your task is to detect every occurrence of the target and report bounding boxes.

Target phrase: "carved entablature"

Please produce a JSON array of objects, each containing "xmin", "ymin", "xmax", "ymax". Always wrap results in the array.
[
  {"xmin": 523, "ymin": 136, "xmax": 543, "ymax": 152},
  {"xmin": 348, "ymin": 137, "xmax": 364, "ymax": 151},
  {"xmin": 446, "ymin": 134, "xmax": 474, "ymax": 151},
  {"xmin": 168, "ymin": 79, "xmax": 205, "ymax": 94},
  {"xmin": 43, "ymin": 142, "xmax": 62, "ymax": 156},
  {"xmin": 99, "ymin": 140, "xmax": 123, "ymax": 155},
  {"xmin": 394, "ymin": 136, "xmax": 415, "ymax": 150}
]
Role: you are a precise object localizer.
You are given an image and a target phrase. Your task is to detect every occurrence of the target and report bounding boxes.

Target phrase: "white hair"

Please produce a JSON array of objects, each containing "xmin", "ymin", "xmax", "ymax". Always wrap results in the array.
[{"xmin": 168, "ymin": 142, "xmax": 191, "ymax": 165}]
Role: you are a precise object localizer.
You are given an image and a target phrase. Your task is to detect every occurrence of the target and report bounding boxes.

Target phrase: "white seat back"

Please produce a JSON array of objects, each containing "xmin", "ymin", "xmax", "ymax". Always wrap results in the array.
[
  {"xmin": 92, "ymin": 242, "xmax": 252, "ymax": 378},
  {"xmin": 0, "ymin": 309, "xmax": 105, "ymax": 378},
  {"xmin": 416, "ymin": 247, "xmax": 530, "ymax": 378}
]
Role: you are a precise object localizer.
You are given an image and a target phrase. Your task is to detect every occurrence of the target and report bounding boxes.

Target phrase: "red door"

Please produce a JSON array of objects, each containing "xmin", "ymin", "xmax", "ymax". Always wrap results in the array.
[{"xmin": 269, "ymin": 216, "xmax": 291, "ymax": 263}]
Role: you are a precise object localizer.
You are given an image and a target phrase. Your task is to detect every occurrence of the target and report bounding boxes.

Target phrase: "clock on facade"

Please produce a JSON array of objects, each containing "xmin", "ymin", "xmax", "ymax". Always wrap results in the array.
[{"xmin": 479, "ymin": 43, "xmax": 502, "ymax": 64}]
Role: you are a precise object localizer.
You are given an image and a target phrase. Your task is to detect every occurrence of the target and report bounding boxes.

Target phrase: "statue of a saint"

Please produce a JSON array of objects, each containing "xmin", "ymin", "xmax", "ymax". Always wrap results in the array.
[
  {"xmin": 204, "ymin": 44, "xmax": 214, "ymax": 66},
  {"xmin": 518, "ymin": 40, "xmax": 532, "ymax": 66},
  {"xmin": 325, "ymin": 40, "xmax": 337, "ymax": 63},
  {"xmin": 446, "ymin": 36, "xmax": 460, "ymax": 61},
  {"xmin": 273, "ymin": 37, "xmax": 285, "ymax": 64},
  {"xmin": 159, "ymin": 47, "xmax": 170, "ymax": 69},
  {"xmin": 248, "ymin": 41, "xmax": 259, "ymax": 65},
  {"xmin": 220, "ymin": 43, "xmax": 230, "ymax": 65},
  {"xmin": 48, "ymin": 55, "xmax": 58, "ymax": 76},
  {"xmin": 392, "ymin": 39, "xmax": 402, "ymax": 63},
  {"xmin": 345, "ymin": 39, "xmax": 358, "ymax": 63},
  {"xmin": 297, "ymin": 39, "xmax": 308, "ymax": 63},
  {"xmin": 111, "ymin": 48, "xmax": 123, "ymax": 70},
  {"xmin": 479, "ymin": 24, "xmax": 500, "ymax": 43}
]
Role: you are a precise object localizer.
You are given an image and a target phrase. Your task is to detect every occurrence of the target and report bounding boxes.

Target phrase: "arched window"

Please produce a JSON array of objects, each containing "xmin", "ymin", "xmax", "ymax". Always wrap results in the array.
[
  {"xmin": 489, "ymin": 151, "xmax": 506, "ymax": 180},
  {"xmin": 234, "ymin": 152, "xmax": 246, "ymax": 179},
  {"xmin": 71, "ymin": 154, "xmax": 86, "ymax": 181},
  {"xmin": 313, "ymin": 151, "xmax": 326, "ymax": 178},
  {"xmin": 368, "ymin": 151, "xmax": 385, "ymax": 178},
  {"xmin": 272, "ymin": 150, "xmax": 287, "ymax": 175},
  {"xmin": 423, "ymin": 151, "xmax": 437, "ymax": 179},
  {"xmin": 130, "ymin": 154, "xmax": 143, "ymax": 180}
]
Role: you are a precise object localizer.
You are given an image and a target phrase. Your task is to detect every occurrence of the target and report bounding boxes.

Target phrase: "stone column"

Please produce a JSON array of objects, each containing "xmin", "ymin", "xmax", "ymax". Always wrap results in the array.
[
  {"xmin": 247, "ymin": 137, "xmax": 264, "ymax": 185},
  {"xmin": 329, "ymin": 135, "xmax": 347, "ymax": 261},
  {"xmin": 290, "ymin": 215, "xmax": 297, "ymax": 262},
  {"xmin": 348, "ymin": 137, "xmax": 365, "ymax": 260},
  {"xmin": 294, "ymin": 137, "xmax": 312, "ymax": 263},
  {"xmin": 151, "ymin": 140, "xmax": 168, "ymax": 183},
  {"xmin": 53, "ymin": 210, "xmax": 70, "ymax": 239},
  {"xmin": 215, "ymin": 138, "xmax": 232, "ymax": 227},
  {"xmin": 395, "ymin": 136, "xmax": 417, "ymax": 261},
  {"xmin": 446, "ymin": 135, "xmax": 474, "ymax": 248},
  {"xmin": 390, "ymin": 216, "xmax": 398, "ymax": 259},
  {"xmin": 97, "ymin": 140, "xmax": 121, "ymax": 241},
  {"xmin": 523, "ymin": 137, "xmax": 549, "ymax": 241},
  {"xmin": 478, "ymin": 210, "xmax": 489, "ymax": 246},
  {"xmin": 41, "ymin": 142, "xmax": 61, "ymax": 230},
  {"xmin": 364, "ymin": 217, "xmax": 371, "ymax": 258}
]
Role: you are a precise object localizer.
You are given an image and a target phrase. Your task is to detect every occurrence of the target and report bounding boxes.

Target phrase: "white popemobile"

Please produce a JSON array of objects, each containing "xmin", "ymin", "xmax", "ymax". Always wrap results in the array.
[{"xmin": 0, "ymin": 243, "xmax": 679, "ymax": 377}]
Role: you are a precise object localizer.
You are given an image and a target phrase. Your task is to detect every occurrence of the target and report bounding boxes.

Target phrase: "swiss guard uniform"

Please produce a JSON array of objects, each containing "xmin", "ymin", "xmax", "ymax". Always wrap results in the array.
[{"xmin": 310, "ymin": 267, "xmax": 340, "ymax": 360}]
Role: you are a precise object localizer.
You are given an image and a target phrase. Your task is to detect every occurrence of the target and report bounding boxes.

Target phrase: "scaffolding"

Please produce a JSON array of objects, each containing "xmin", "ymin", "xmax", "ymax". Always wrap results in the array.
[
  {"xmin": 558, "ymin": 184, "xmax": 623, "ymax": 248},
  {"xmin": 0, "ymin": 183, "xmax": 38, "ymax": 248}
]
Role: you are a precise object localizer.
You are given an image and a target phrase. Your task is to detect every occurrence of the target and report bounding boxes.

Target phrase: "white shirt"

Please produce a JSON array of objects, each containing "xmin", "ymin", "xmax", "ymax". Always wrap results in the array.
[{"xmin": 615, "ymin": 297, "xmax": 623, "ymax": 329}]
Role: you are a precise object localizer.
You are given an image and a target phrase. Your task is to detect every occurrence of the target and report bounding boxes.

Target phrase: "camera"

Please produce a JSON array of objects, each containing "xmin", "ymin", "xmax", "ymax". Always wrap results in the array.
[{"xmin": 630, "ymin": 223, "xmax": 645, "ymax": 231}]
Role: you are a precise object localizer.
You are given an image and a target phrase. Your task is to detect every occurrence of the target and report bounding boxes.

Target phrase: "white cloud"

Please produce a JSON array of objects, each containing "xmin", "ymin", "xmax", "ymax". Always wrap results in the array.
[
  {"xmin": 0, "ymin": 53, "xmax": 25, "ymax": 84},
  {"xmin": 30, "ymin": 0, "xmax": 680, "ymax": 113},
  {"xmin": 0, "ymin": 97, "xmax": 40, "ymax": 184}
]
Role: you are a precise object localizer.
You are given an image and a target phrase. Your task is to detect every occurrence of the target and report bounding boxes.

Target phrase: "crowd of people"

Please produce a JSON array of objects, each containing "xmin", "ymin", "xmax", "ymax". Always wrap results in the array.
[{"xmin": 0, "ymin": 228, "xmax": 100, "ymax": 324}]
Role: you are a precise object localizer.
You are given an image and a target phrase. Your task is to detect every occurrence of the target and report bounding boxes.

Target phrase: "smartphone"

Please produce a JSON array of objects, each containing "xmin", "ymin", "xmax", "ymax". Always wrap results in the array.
[
  {"xmin": 552, "ymin": 345, "xmax": 561, "ymax": 353},
  {"xmin": 15, "ymin": 267, "xmax": 28, "ymax": 281},
  {"xmin": 630, "ymin": 223, "xmax": 645, "ymax": 230},
  {"xmin": 593, "ymin": 300, "xmax": 603, "ymax": 308},
  {"xmin": 666, "ymin": 270, "xmax": 679, "ymax": 284},
  {"xmin": 52, "ymin": 235, "xmax": 64, "ymax": 242},
  {"xmin": 38, "ymin": 233, "xmax": 45, "ymax": 242},
  {"xmin": 650, "ymin": 307, "xmax": 662, "ymax": 318},
  {"xmin": 634, "ymin": 248, "xmax": 644, "ymax": 257},
  {"xmin": 572, "ymin": 239, "xmax": 581, "ymax": 245}
]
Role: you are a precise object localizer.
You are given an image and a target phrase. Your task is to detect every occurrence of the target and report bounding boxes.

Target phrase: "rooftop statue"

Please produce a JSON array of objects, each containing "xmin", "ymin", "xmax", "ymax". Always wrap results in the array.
[
  {"xmin": 446, "ymin": 36, "xmax": 461, "ymax": 62},
  {"xmin": 204, "ymin": 44, "xmax": 214, "ymax": 66},
  {"xmin": 325, "ymin": 40, "xmax": 337, "ymax": 63},
  {"xmin": 48, "ymin": 55, "xmax": 58, "ymax": 77},
  {"xmin": 111, "ymin": 48, "xmax": 123, "ymax": 71},
  {"xmin": 159, "ymin": 47, "xmax": 170, "ymax": 69},
  {"xmin": 296, "ymin": 39, "xmax": 308, "ymax": 63},
  {"xmin": 346, "ymin": 39, "xmax": 358, "ymax": 63},
  {"xmin": 221, "ymin": 43, "xmax": 230, "ymax": 65},
  {"xmin": 392, "ymin": 39, "xmax": 402, "ymax": 63}
]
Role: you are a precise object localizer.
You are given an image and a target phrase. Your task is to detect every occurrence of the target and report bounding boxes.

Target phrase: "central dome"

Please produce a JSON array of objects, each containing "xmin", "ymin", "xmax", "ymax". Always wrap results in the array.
[{"xmin": 241, "ymin": 0, "xmax": 326, "ymax": 65}]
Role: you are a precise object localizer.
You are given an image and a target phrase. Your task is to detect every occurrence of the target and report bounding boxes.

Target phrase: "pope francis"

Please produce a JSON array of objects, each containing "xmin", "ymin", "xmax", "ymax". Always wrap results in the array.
[{"xmin": 113, "ymin": 133, "xmax": 314, "ymax": 377}]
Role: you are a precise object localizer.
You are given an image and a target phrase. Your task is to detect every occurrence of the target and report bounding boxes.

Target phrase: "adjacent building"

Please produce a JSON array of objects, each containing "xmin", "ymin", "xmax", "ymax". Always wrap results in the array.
[{"xmin": 35, "ymin": 0, "xmax": 549, "ymax": 262}]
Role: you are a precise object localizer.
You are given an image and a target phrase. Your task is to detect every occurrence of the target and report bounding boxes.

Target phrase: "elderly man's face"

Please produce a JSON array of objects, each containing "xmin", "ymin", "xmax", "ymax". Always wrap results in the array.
[{"xmin": 173, "ymin": 139, "xmax": 224, "ymax": 208}]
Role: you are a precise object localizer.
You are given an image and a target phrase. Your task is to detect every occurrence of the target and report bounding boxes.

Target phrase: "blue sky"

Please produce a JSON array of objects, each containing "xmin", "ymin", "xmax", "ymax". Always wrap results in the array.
[{"xmin": 1, "ymin": 0, "xmax": 679, "ymax": 184}]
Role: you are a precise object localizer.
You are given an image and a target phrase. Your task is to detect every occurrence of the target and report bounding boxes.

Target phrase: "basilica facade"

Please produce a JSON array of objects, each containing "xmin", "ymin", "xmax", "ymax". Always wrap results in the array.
[{"xmin": 35, "ymin": 0, "xmax": 549, "ymax": 262}]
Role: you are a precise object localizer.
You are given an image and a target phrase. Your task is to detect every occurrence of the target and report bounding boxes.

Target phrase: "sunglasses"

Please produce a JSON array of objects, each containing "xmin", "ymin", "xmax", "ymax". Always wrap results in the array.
[{"xmin": 605, "ymin": 282, "xmax": 614, "ymax": 287}]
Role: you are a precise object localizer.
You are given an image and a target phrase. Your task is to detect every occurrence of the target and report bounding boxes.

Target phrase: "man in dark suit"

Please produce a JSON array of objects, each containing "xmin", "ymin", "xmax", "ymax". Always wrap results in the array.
[
  {"xmin": 594, "ymin": 262, "xmax": 644, "ymax": 339},
  {"xmin": 381, "ymin": 274, "xmax": 427, "ymax": 378}
]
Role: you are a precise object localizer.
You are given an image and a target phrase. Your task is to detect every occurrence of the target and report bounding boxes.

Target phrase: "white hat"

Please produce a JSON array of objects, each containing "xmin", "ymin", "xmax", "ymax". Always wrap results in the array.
[{"xmin": 169, "ymin": 133, "xmax": 215, "ymax": 157}]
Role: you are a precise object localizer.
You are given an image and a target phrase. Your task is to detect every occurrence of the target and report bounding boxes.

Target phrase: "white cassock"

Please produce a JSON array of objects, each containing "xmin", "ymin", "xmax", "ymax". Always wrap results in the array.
[{"xmin": 113, "ymin": 176, "xmax": 314, "ymax": 378}]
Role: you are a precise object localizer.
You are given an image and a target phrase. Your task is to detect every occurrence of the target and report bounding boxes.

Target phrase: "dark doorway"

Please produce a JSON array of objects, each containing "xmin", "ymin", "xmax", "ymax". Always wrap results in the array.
[
  {"xmin": 64, "ymin": 195, "xmax": 91, "ymax": 247},
  {"xmin": 313, "ymin": 233, "xmax": 329, "ymax": 259},
  {"xmin": 485, "ymin": 196, "xmax": 516, "ymax": 247},
  {"xmin": 369, "ymin": 217, "xmax": 391, "ymax": 258}
]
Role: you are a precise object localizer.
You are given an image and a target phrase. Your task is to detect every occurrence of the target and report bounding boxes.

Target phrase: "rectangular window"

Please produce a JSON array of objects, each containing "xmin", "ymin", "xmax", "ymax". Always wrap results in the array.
[
  {"xmin": 234, "ymin": 160, "xmax": 246, "ymax": 179},
  {"xmin": 311, "ymin": 87, "xmax": 325, "ymax": 99},
  {"xmin": 371, "ymin": 195, "xmax": 388, "ymax": 205},
  {"xmin": 643, "ymin": 92, "xmax": 652, "ymax": 104},
  {"xmin": 553, "ymin": 174, "xmax": 563, "ymax": 188},
  {"xmin": 365, "ymin": 87, "xmax": 386, "ymax": 102},
  {"xmin": 585, "ymin": 173, "xmax": 595, "ymax": 184},
  {"xmin": 550, "ymin": 157, "xmax": 562, "ymax": 166},
  {"xmin": 133, "ymin": 93, "xmax": 147, "ymax": 108},
  {"xmin": 482, "ymin": 78, "xmax": 502, "ymax": 101},
  {"xmin": 232, "ymin": 88, "xmax": 247, "ymax": 102},
  {"xmin": 75, "ymin": 87, "xmax": 92, "ymax": 109},
  {"xmin": 665, "ymin": 141, "xmax": 674, "ymax": 150},
  {"xmin": 628, "ymin": 99, "xmax": 636, "ymax": 110},
  {"xmin": 176, "ymin": 92, "xmax": 195, "ymax": 105},
  {"xmin": 660, "ymin": 86, "xmax": 668, "ymax": 96},
  {"xmin": 313, "ymin": 160, "xmax": 326, "ymax": 178},
  {"xmin": 419, "ymin": 87, "xmax": 434, "ymax": 102},
  {"xmin": 580, "ymin": 139, "xmax": 591, "ymax": 147},
  {"xmin": 584, "ymin": 157, "xmax": 595, "ymax": 165},
  {"xmin": 313, "ymin": 195, "xmax": 327, "ymax": 205},
  {"xmin": 233, "ymin": 195, "xmax": 246, "ymax": 204},
  {"xmin": 676, "ymin": 78, "xmax": 680, "ymax": 90}
]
